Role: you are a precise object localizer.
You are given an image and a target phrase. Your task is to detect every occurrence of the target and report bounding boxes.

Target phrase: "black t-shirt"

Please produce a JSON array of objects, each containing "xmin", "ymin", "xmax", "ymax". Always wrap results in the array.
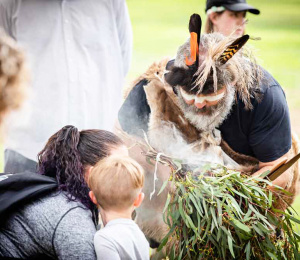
[
  {"xmin": 118, "ymin": 69, "xmax": 291, "ymax": 163},
  {"xmin": 219, "ymin": 69, "xmax": 291, "ymax": 162}
]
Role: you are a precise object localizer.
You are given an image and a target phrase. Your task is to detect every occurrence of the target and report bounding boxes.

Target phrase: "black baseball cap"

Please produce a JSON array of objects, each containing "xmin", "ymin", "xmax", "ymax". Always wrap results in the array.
[{"xmin": 206, "ymin": 0, "xmax": 260, "ymax": 15}]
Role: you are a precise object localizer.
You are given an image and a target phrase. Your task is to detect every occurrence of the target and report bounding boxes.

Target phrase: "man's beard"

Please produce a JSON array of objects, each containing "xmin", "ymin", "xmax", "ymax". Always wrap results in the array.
[{"xmin": 177, "ymin": 85, "xmax": 235, "ymax": 132}]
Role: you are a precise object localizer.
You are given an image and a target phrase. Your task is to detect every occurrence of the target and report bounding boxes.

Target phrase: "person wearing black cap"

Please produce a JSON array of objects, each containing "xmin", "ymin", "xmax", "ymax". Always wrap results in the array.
[{"xmin": 205, "ymin": 0, "xmax": 260, "ymax": 36}]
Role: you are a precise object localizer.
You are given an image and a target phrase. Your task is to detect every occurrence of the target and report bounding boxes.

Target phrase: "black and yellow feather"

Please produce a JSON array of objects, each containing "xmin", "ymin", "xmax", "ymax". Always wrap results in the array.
[{"xmin": 219, "ymin": 35, "xmax": 250, "ymax": 64}]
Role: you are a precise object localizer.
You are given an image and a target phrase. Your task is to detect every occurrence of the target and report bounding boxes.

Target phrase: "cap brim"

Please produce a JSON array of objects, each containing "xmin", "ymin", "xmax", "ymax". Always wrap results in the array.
[{"xmin": 223, "ymin": 3, "xmax": 260, "ymax": 15}]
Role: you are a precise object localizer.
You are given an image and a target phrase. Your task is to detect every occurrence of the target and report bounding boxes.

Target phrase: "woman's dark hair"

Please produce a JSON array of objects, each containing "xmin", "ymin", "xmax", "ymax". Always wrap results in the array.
[
  {"xmin": 204, "ymin": 11, "xmax": 224, "ymax": 33},
  {"xmin": 38, "ymin": 125, "xmax": 124, "ymax": 210}
]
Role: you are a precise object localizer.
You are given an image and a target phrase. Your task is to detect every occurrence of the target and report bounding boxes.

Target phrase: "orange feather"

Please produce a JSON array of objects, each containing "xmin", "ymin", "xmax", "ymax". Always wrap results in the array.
[{"xmin": 185, "ymin": 32, "xmax": 199, "ymax": 66}]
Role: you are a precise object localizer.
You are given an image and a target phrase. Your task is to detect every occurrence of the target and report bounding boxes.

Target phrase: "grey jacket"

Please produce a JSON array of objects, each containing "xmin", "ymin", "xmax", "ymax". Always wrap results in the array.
[{"xmin": 0, "ymin": 191, "xmax": 97, "ymax": 259}]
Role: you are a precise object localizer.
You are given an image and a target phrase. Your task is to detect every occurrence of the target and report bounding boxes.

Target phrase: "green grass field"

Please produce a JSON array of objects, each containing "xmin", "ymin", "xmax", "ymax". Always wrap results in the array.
[{"xmin": 126, "ymin": 0, "xmax": 300, "ymax": 218}]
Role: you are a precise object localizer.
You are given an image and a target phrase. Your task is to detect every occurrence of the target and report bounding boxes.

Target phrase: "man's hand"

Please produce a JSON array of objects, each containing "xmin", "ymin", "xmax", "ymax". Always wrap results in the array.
[{"xmin": 252, "ymin": 152, "xmax": 290, "ymax": 189}]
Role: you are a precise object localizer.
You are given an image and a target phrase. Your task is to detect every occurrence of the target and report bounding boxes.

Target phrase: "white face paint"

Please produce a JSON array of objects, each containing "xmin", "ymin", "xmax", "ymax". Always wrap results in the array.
[
  {"xmin": 180, "ymin": 89, "xmax": 195, "ymax": 101},
  {"xmin": 180, "ymin": 88, "xmax": 225, "ymax": 103},
  {"xmin": 177, "ymin": 85, "xmax": 236, "ymax": 131}
]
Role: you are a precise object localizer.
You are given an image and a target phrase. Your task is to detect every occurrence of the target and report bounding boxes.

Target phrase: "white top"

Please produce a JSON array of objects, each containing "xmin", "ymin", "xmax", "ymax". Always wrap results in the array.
[
  {"xmin": 94, "ymin": 218, "xmax": 150, "ymax": 260},
  {"xmin": 0, "ymin": 0, "xmax": 132, "ymax": 161}
]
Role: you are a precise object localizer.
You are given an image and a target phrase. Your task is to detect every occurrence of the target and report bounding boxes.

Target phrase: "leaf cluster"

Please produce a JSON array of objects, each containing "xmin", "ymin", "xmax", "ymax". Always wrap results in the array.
[{"xmin": 158, "ymin": 163, "xmax": 300, "ymax": 260}]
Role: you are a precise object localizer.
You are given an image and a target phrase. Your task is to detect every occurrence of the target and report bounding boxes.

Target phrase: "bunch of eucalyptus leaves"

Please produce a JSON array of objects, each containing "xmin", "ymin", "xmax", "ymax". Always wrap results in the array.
[{"xmin": 156, "ymin": 162, "xmax": 300, "ymax": 260}]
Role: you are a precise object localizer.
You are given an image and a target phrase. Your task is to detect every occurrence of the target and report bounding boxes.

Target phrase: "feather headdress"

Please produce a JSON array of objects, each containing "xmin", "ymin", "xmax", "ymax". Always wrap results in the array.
[{"xmin": 165, "ymin": 14, "xmax": 262, "ymax": 110}]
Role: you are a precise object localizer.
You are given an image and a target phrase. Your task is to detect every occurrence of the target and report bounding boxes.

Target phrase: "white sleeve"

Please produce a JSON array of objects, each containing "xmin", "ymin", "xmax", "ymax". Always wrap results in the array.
[
  {"xmin": 0, "ymin": 0, "xmax": 13, "ymax": 35},
  {"xmin": 113, "ymin": 0, "xmax": 133, "ymax": 77},
  {"xmin": 94, "ymin": 232, "xmax": 121, "ymax": 260}
]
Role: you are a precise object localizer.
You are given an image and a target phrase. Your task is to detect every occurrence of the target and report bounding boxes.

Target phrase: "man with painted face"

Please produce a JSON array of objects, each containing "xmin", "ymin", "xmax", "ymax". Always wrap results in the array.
[
  {"xmin": 204, "ymin": 0, "xmax": 260, "ymax": 36},
  {"xmin": 117, "ymin": 15, "xmax": 299, "ymax": 251},
  {"xmin": 118, "ymin": 13, "xmax": 297, "ymax": 201}
]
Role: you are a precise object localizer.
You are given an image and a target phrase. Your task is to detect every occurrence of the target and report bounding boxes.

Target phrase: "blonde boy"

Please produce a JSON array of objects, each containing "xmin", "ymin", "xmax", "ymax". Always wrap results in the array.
[{"xmin": 88, "ymin": 155, "xmax": 149, "ymax": 260}]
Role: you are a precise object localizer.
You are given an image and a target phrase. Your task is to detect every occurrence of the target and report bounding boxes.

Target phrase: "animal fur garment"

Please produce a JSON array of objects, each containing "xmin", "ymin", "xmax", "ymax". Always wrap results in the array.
[
  {"xmin": 127, "ymin": 57, "xmax": 298, "ymax": 209},
  {"xmin": 119, "ymin": 39, "xmax": 299, "ymax": 198},
  {"xmin": 123, "ymin": 58, "xmax": 258, "ymax": 172}
]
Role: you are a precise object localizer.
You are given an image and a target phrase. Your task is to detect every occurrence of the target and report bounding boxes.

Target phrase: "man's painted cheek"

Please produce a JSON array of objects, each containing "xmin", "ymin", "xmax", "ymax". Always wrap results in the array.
[
  {"xmin": 180, "ymin": 88, "xmax": 225, "ymax": 106},
  {"xmin": 180, "ymin": 90, "xmax": 195, "ymax": 105}
]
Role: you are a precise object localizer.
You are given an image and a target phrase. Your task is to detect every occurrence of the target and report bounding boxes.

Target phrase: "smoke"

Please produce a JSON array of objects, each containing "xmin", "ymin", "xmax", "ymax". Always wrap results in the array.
[{"xmin": 147, "ymin": 120, "xmax": 240, "ymax": 170}]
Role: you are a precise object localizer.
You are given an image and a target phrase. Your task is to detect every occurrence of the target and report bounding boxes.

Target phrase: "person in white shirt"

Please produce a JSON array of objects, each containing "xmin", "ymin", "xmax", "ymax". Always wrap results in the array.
[
  {"xmin": 88, "ymin": 155, "xmax": 150, "ymax": 260},
  {"xmin": 0, "ymin": 0, "xmax": 132, "ymax": 173}
]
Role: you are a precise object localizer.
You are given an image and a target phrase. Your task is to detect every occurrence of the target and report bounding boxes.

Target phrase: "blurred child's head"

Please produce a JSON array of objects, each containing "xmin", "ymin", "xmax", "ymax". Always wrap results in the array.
[
  {"xmin": 88, "ymin": 155, "xmax": 145, "ymax": 212},
  {"xmin": 0, "ymin": 30, "xmax": 28, "ymax": 124}
]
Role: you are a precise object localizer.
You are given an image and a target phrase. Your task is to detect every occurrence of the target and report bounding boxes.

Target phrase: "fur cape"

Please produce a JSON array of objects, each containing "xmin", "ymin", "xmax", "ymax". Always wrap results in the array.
[{"xmin": 124, "ymin": 59, "xmax": 258, "ymax": 169}]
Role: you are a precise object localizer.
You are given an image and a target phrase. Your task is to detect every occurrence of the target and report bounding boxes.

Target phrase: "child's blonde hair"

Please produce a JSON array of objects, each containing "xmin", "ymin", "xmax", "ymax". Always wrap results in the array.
[
  {"xmin": 0, "ymin": 30, "xmax": 28, "ymax": 123},
  {"xmin": 88, "ymin": 155, "xmax": 144, "ymax": 211}
]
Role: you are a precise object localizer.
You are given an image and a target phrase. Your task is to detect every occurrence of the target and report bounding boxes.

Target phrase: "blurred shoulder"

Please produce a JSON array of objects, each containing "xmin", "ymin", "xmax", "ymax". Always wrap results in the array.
[
  {"xmin": 111, "ymin": 0, "xmax": 127, "ymax": 11},
  {"xmin": 259, "ymin": 67, "xmax": 283, "ymax": 94},
  {"xmin": 0, "ymin": 0, "xmax": 20, "ymax": 9},
  {"xmin": 22, "ymin": 191, "xmax": 91, "ymax": 222}
]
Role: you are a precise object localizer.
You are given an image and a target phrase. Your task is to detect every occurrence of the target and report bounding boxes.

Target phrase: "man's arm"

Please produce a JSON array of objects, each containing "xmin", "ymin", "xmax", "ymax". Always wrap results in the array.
[
  {"xmin": 253, "ymin": 152, "xmax": 290, "ymax": 188},
  {"xmin": 248, "ymin": 81, "xmax": 293, "ymax": 190}
]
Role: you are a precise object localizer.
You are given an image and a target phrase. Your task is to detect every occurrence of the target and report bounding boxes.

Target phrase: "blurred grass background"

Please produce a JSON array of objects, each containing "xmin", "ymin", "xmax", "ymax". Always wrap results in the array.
[{"xmin": 126, "ymin": 0, "xmax": 300, "ymax": 215}]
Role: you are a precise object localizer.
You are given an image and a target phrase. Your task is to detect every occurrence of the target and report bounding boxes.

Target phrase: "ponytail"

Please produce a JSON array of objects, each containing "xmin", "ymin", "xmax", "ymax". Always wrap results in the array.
[
  {"xmin": 38, "ymin": 125, "xmax": 91, "ymax": 209},
  {"xmin": 38, "ymin": 125, "xmax": 124, "ymax": 210}
]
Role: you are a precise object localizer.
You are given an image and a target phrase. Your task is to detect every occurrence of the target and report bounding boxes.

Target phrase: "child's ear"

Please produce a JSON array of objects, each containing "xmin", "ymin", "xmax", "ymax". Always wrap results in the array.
[
  {"xmin": 133, "ymin": 192, "xmax": 145, "ymax": 208},
  {"xmin": 89, "ymin": 191, "xmax": 98, "ymax": 205}
]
